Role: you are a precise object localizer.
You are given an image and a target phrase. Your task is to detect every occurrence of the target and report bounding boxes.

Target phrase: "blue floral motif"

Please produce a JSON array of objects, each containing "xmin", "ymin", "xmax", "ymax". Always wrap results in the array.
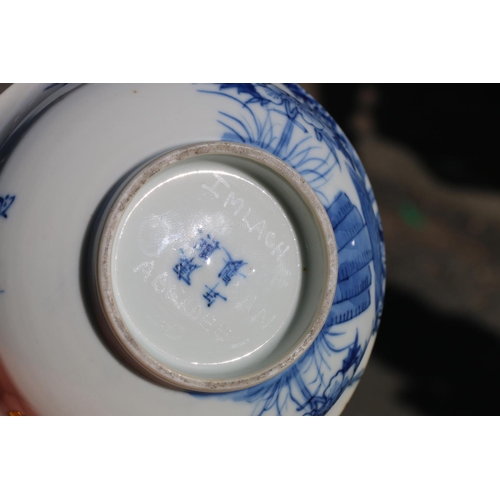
[{"xmin": 194, "ymin": 84, "xmax": 386, "ymax": 415}]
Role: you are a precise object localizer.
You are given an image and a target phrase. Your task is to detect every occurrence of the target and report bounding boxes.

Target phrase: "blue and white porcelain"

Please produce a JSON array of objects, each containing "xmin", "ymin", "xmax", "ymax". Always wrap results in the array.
[{"xmin": 0, "ymin": 84, "xmax": 385, "ymax": 415}]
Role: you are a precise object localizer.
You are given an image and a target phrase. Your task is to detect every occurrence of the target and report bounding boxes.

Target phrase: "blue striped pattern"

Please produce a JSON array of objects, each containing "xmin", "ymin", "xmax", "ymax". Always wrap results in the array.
[{"xmin": 324, "ymin": 193, "xmax": 373, "ymax": 327}]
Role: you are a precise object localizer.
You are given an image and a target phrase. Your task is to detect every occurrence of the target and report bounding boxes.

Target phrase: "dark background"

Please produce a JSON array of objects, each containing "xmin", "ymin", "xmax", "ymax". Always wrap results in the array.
[
  {"xmin": 301, "ymin": 84, "xmax": 500, "ymax": 415},
  {"xmin": 2, "ymin": 84, "xmax": 499, "ymax": 415}
]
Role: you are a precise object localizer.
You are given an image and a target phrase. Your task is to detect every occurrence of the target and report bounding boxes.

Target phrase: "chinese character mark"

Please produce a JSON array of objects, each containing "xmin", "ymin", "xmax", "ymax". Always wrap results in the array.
[
  {"xmin": 195, "ymin": 233, "xmax": 221, "ymax": 261},
  {"xmin": 218, "ymin": 249, "xmax": 247, "ymax": 286},
  {"xmin": 0, "ymin": 195, "xmax": 16, "ymax": 219},
  {"xmin": 203, "ymin": 283, "xmax": 227, "ymax": 307},
  {"xmin": 173, "ymin": 251, "xmax": 201, "ymax": 286}
]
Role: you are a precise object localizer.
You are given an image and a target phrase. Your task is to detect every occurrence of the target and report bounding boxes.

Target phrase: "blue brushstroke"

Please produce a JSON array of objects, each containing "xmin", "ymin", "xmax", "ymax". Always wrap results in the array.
[
  {"xmin": 176, "ymin": 232, "xmax": 249, "ymax": 306},
  {"xmin": 0, "ymin": 194, "xmax": 15, "ymax": 219},
  {"xmin": 197, "ymin": 84, "xmax": 337, "ymax": 204},
  {"xmin": 226, "ymin": 331, "xmax": 367, "ymax": 416},
  {"xmin": 44, "ymin": 83, "xmax": 68, "ymax": 91},
  {"xmin": 218, "ymin": 249, "xmax": 247, "ymax": 286},
  {"xmin": 194, "ymin": 233, "xmax": 221, "ymax": 261},
  {"xmin": 173, "ymin": 251, "xmax": 201, "ymax": 286},
  {"xmin": 203, "ymin": 283, "xmax": 227, "ymax": 307}
]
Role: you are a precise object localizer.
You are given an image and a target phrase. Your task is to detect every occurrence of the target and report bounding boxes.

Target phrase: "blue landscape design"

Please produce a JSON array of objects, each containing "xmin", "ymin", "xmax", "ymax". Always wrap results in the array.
[{"xmin": 194, "ymin": 84, "xmax": 385, "ymax": 415}]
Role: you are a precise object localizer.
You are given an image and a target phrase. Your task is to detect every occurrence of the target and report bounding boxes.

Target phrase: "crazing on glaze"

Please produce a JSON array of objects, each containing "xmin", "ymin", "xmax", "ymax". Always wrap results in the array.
[{"xmin": 194, "ymin": 83, "xmax": 386, "ymax": 415}]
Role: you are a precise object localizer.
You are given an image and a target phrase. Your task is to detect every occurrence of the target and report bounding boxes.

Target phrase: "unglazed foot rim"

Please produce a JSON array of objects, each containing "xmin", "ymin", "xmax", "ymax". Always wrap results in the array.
[{"xmin": 94, "ymin": 141, "xmax": 338, "ymax": 392}]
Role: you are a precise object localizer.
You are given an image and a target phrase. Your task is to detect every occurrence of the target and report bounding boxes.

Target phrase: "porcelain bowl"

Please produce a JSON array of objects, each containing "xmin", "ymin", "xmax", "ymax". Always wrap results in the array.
[{"xmin": 0, "ymin": 84, "xmax": 385, "ymax": 415}]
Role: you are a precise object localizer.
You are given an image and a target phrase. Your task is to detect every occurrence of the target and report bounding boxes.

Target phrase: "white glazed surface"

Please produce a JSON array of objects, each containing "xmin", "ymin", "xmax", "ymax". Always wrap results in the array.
[
  {"xmin": 112, "ymin": 160, "xmax": 303, "ymax": 379},
  {"xmin": 0, "ymin": 84, "xmax": 385, "ymax": 415},
  {"xmin": 99, "ymin": 144, "xmax": 336, "ymax": 391}
]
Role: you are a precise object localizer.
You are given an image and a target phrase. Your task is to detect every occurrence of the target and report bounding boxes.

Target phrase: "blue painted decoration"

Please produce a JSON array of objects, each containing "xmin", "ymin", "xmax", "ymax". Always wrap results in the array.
[
  {"xmin": 43, "ymin": 83, "xmax": 68, "ymax": 91},
  {"xmin": 173, "ymin": 251, "xmax": 201, "ymax": 286},
  {"xmin": 197, "ymin": 84, "xmax": 337, "ymax": 205},
  {"xmin": 284, "ymin": 83, "xmax": 385, "ymax": 330},
  {"xmin": 218, "ymin": 249, "xmax": 247, "ymax": 286},
  {"xmin": 0, "ymin": 194, "xmax": 15, "ymax": 219},
  {"xmin": 211, "ymin": 187, "xmax": 377, "ymax": 415},
  {"xmin": 203, "ymin": 283, "xmax": 227, "ymax": 307},
  {"xmin": 195, "ymin": 233, "xmax": 220, "ymax": 261},
  {"xmin": 193, "ymin": 84, "xmax": 385, "ymax": 414},
  {"xmin": 175, "ymin": 232, "xmax": 249, "ymax": 306},
  {"xmin": 325, "ymin": 193, "xmax": 373, "ymax": 326}
]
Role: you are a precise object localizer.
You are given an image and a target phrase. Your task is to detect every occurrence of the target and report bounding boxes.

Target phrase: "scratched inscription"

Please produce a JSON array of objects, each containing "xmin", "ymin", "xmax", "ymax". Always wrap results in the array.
[{"xmin": 202, "ymin": 174, "xmax": 290, "ymax": 261}]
